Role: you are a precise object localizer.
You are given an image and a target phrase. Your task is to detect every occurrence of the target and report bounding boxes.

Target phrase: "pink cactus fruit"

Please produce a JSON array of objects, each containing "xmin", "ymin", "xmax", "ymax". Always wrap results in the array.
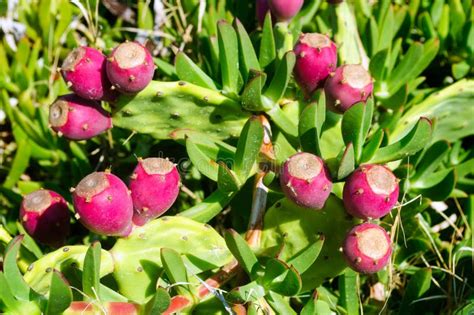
[
  {"xmin": 343, "ymin": 222, "xmax": 392, "ymax": 273},
  {"xmin": 324, "ymin": 64, "xmax": 374, "ymax": 113},
  {"xmin": 130, "ymin": 158, "xmax": 180, "ymax": 226},
  {"xmin": 256, "ymin": 0, "xmax": 270, "ymax": 25},
  {"xmin": 20, "ymin": 190, "xmax": 70, "ymax": 247},
  {"xmin": 49, "ymin": 94, "xmax": 112, "ymax": 140},
  {"xmin": 343, "ymin": 164, "xmax": 399, "ymax": 220},
  {"xmin": 72, "ymin": 172, "xmax": 133, "ymax": 236},
  {"xmin": 294, "ymin": 33, "xmax": 338, "ymax": 96},
  {"xmin": 280, "ymin": 152, "xmax": 333, "ymax": 209},
  {"xmin": 268, "ymin": 0, "xmax": 304, "ymax": 21},
  {"xmin": 61, "ymin": 47, "xmax": 114, "ymax": 101},
  {"xmin": 106, "ymin": 42, "xmax": 155, "ymax": 94}
]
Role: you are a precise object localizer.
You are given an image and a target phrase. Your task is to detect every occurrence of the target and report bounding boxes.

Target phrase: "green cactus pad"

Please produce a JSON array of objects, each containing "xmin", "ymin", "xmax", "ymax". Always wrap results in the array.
[
  {"xmin": 23, "ymin": 246, "xmax": 114, "ymax": 295},
  {"xmin": 113, "ymin": 81, "xmax": 250, "ymax": 140},
  {"xmin": 260, "ymin": 195, "xmax": 356, "ymax": 291},
  {"xmin": 110, "ymin": 216, "xmax": 233, "ymax": 303}
]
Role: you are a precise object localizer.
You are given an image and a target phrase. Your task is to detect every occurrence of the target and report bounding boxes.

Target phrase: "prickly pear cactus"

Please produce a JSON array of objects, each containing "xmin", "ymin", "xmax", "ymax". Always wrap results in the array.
[
  {"xmin": 113, "ymin": 81, "xmax": 250, "ymax": 140},
  {"xmin": 24, "ymin": 246, "xmax": 114, "ymax": 294},
  {"xmin": 110, "ymin": 216, "xmax": 232, "ymax": 302},
  {"xmin": 260, "ymin": 195, "xmax": 355, "ymax": 291}
]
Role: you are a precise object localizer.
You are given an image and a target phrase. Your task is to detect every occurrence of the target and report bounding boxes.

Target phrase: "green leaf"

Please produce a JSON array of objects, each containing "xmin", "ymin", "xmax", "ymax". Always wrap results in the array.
[
  {"xmin": 227, "ymin": 281, "xmax": 266, "ymax": 303},
  {"xmin": 437, "ymin": 4, "xmax": 450, "ymax": 41},
  {"xmin": 2, "ymin": 138, "xmax": 31, "ymax": 189},
  {"xmin": 267, "ymin": 105, "xmax": 299, "ymax": 146},
  {"xmin": 264, "ymin": 51, "xmax": 296, "ymax": 103},
  {"xmin": 241, "ymin": 70, "xmax": 270, "ymax": 111},
  {"xmin": 217, "ymin": 162, "xmax": 241, "ymax": 192},
  {"xmin": 82, "ymin": 242, "xmax": 101, "ymax": 299},
  {"xmin": 399, "ymin": 268, "xmax": 432, "ymax": 314},
  {"xmin": 341, "ymin": 100, "xmax": 374, "ymax": 162},
  {"xmin": 234, "ymin": 19, "xmax": 260, "ymax": 81},
  {"xmin": 111, "ymin": 216, "xmax": 232, "ymax": 302},
  {"xmin": 145, "ymin": 287, "xmax": 171, "ymax": 315},
  {"xmin": 299, "ymin": 94, "xmax": 326, "ymax": 156},
  {"xmin": 259, "ymin": 13, "xmax": 276, "ymax": 69},
  {"xmin": 234, "ymin": 117, "xmax": 264, "ymax": 182},
  {"xmin": 338, "ymin": 269, "xmax": 360, "ymax": 315},
  {"xmin": 46, "ymin": 271, "xmax": 72, "ymax": 315},
  {"xmin": 415, "ymin": 169, "xmax": 456, "ymax": 201},
  {"xmin": 449, "ymin": 0, "xmax": 466, "ymax": 42},
  {"xmin": 360, "ymin": 129, "xmax": 384, "ymax": 163},
  {"xmin": 154, "ymin": 58, "xmax": 179, "ymax": 79},
  {"xmin": 0, "ymin": 272, "xmax": 23, "ymax": 314},
  {"xmin": 385, "ymin": 39, "xmax": 439, "ymax": 97},
  {"xmin": 218, "ymin": 20, "xmax": 240, "ymax": 94},
  {"xmin": 452, "ymin": 61, "xmax": 471, "ymax": 80},
  {"xmin": 175, "ymin": 52, "xmax": 217, "ymax": 90},
  {"xmin": 266, "ymin": 291, "xmax": 297, "ymax": 315},
  {"xmin": 113, "ymin": 81, "xmax": 249, "ymax": 140},
  {"xmin": 376, "ymin": 5, "xmax": 395, "ymax": 53},
  {"xmin": 333, "ymin": 3, "xmax": 370, "ymax": 66},
  {"xmin": 370, "ymin": 117, "xmax": 432, "ymax": 164},
  {"xmin": 178, "ymin": 189, "xmax": 234, "ymax": 223},
  {"xmin": 261, "ymin": 259, "xmax": 302, "ymax": 296},
  {"xmin": 186, "ymin": 138, "xmax": 219, "ymax": 181},
  {"xmin": 411, "ymin": 141, "xmax": 450, "ymax": 182},
  {"xmin": 420, "ymin": 12, "xmax": 436, "ymax": 39},
  {"xmin": 369, "ymin": 49, "xmax": 389, "ymax": 82},
  {"xmin": 4, "ymin": 236, "xmax": 31, "ymax": 301},
  {"xmin": 287, "ymin": 236, "xmax": 325, "ymax": 275},
  {"xmin": 300, "ymin": 291, "xmax": 318, "ymax": 315},
  {"xmin": 137, "ymin": 0, "xmax": 154, "ymax": 30},
  {"xmin": 337, "ymin": 143, "xmax": 355, "ymax": 180},
  {"xmin": 224, "ymin": 229, "xmax": 258, "ymax": 277},
  {"xmin": 160, "ymin": 248, "xmax": 191, "ymax": 296},
  {"xmin": 391, "ymin": 80, "xmax": 474, "ymax": 143},
  {"xmin": 301, "ymin": 293, "xmax": 332, "ymax": 315}
]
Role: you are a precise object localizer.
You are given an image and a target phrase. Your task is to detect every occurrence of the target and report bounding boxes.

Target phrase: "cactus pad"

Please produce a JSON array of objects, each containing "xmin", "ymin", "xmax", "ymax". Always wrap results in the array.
[
  {"xmin": 23, "ymin": 246, "xmax": 114, "ymax": 295},
  {"xmin": 110, "ymin": 216, "xmax": 233, "ymax": 302},
  {"xmin": 113, "ymin": 81, "xmax": 250, "ymax": 140},
  {"xmin": 260, "ymin": 195, "xmax": 356, "ymax": 291}
]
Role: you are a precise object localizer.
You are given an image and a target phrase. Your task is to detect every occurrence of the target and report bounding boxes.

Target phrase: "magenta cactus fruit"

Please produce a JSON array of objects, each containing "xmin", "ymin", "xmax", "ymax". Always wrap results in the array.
[
  {"xmin": 324, "ymin": 64, "xmax": 374, "ymax": 113},
  {"xmin": 49, "ymin": 94, "xmax": 112, "ymax": 140},
  {"xmin": 20, "ymin": 190, "xmax": 70, "ymax": 247},
  {"xmin": 343, "ymin": 164, "xmax": 399, "ymax": 220},
  {"xmin": 343, "ymin": 223, "xmax": 392, "ymax": 273},
  {"xmin": 280, "ymin": 152, "xmax": 333, "ymax": 209},
  {"xmin": 294, "ymin": 33, "xmax": 338, "ymax": 96},
  {"xmin": 72, "ymin": 172, "xmax": 133, "ymax": 236},
  {"xmin": 130, "ymin": 158, "xmax": 180, "ymax": 226},
  {"xmin": 61, "ymin": 47, "xmax": 113, "ymax": 101},
  {"xmin": 106, "ymin": 42, "xmax": 155, "ymax": 94},
  {"xmin": 268, "ymin": 0, "xmax": 304, "ymax": 21}
]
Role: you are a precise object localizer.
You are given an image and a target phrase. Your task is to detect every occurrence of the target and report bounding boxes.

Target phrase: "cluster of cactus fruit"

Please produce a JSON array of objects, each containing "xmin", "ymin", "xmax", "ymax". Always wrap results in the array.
[
  {"xmin": 49, "ymin": 41, "xmax": 155, "ymax": 140},
  {"xmin": 21, "ymin": 157, "xmax": 180, "ymax": 242},
  {"xmin": 3, "ymin": 0, "xmax": 458, "ymax": 313}
]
